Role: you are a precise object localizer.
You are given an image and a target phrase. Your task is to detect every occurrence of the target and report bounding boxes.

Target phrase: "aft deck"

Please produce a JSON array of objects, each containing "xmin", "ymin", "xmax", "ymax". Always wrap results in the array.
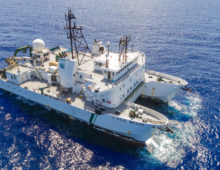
[{"xmin": 20, "ymin": 80, "xmax": 96, "ymax": 112}]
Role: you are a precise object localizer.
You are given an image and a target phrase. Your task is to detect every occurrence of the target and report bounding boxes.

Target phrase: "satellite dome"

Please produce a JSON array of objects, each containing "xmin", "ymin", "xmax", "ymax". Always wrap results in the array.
[{"xmin": 32, "ymin": 39, "xmax": 45, "ymax": 51}]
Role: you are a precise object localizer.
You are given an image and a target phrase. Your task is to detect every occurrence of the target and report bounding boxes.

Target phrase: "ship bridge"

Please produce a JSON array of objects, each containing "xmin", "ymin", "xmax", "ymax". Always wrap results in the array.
[{"xmin": 94, "ymin": 52, "xmax": 141, "ymax": 82}]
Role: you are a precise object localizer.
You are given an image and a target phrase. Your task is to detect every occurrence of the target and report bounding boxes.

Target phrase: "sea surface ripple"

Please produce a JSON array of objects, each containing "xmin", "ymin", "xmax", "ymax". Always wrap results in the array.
[{"xmin": 0, "ymin": 0, "xmax": 219, "ymax": 169}]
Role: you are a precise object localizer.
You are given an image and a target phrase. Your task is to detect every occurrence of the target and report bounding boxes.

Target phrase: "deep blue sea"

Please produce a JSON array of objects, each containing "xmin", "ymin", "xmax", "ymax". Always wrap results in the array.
[{"xmin": 0, "ymin": 0, "xmax": 219, "ymax": 169}]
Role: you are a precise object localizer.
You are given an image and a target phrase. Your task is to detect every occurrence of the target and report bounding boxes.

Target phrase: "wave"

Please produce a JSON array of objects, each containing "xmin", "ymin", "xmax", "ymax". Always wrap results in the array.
[{"xmin": 143, "ymin": 93, "xmax": 202, "ymax": 168}]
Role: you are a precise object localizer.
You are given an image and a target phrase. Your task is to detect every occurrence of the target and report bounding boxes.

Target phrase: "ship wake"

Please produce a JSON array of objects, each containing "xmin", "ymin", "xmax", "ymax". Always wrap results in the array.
[{"xmin": 143, "ymin": 94, "xmax": 202, "ymax": 168}]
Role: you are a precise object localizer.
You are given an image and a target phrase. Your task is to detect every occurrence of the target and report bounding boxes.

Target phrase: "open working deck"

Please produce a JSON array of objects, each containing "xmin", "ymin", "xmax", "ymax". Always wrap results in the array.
[{"xmin": 18, "ymin": 79, "xmax": 167, "ymax": 125}]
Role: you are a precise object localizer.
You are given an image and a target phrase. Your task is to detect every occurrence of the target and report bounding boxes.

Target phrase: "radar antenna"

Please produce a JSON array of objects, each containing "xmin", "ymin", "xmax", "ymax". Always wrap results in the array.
[{"xmin": 65, "ymin": 9, "xmax": 92, "ymax": 65}]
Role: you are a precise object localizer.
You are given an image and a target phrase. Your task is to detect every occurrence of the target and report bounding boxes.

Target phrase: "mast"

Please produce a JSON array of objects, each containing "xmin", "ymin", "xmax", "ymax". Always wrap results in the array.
[
  {"xmin": 119, "ymin": 36, "xmax": 130, "ymax": 62},
  {"xmin": 65, "ymin": 9, "xmax": 75, "ymax": 59},
  {"xmin": 65, "ymin": 9, "xmax": 92, "ymax": 65}
]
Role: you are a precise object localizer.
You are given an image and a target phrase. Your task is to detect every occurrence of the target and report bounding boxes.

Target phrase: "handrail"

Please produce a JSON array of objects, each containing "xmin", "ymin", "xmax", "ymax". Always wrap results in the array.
[
  {"xmin": 128, "ymin": 102, "xmax": 168, "ymax": 124},
  {"xmin": 14, "ymin": 45, "xmax": 33, "ymax": 57},
  {"xmin": 146, "ymin": 70, "xmax": 188, "ymax": 85}
]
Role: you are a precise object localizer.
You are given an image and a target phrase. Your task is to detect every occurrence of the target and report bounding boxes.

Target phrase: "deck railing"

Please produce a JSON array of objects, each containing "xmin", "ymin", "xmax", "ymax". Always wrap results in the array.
[
  {"xmin": 113, "ymin": 64, "xmax": 140, "ymax": 86},
  {"xmin": 128, "ymin": 102, "xmax": 168, "ymax": 124}
]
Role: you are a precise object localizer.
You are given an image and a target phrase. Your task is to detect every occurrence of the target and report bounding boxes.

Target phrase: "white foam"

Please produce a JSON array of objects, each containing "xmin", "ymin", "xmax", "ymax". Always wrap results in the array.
[
  {"xmin": 145, "ymin": 122, "xmax": 193, "ymax": 167},
  {"xmin": 168, "ymin": 94, "xmax": 202, "ymax": 117},
  {"xmin": 144, "ymin": 93, "xmax": 202, "ymax": 168}
]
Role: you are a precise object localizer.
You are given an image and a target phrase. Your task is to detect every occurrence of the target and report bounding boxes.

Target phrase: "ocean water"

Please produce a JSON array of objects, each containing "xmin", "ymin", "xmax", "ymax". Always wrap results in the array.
[{"xmin": 0, "ymin": 0, "xmax": 219, "ymax": 169}]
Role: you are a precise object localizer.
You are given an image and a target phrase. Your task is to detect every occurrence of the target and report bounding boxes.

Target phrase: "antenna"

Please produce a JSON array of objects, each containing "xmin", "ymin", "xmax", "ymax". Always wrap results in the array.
[
  {"xmin": 119, "ymin": 36, "xmax": 130, "ymax": 62},
  {"xmin": 107, "ymin": 41, "xmax": 110, "ymax": 54},
  {"xmin": 65, "ymin": 9, "xmax": 92, "ymax": 65}
]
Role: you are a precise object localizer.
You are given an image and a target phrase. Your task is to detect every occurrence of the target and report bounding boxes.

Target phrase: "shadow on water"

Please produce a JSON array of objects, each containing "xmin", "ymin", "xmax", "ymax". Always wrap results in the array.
[{"xmin": 0, "ymin": 90, "xmax": 165, "ymax": 169}]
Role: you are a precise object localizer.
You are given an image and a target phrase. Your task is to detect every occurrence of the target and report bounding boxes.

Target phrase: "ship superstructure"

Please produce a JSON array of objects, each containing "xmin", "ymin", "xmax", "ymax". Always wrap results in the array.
[{"xmin": 0, "ymin": 10, "xmax": 187, "ymax": 144}]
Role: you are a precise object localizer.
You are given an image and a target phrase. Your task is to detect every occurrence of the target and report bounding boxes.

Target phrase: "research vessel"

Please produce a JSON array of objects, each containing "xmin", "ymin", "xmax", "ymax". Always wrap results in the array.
[{"xmin": 0, "ymin": 10, "xmax": 187, "ymax": 145}]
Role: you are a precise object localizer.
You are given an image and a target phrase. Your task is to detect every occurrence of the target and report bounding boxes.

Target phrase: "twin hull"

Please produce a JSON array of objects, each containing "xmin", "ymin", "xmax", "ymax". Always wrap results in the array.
[
  {"xmin": 0, "ymin": 79, "xmax": 156, "ymax": 144},
  {"xmin": 143, "ymin": 71, "xmax": 188, "ymax": 102},
  {"xmin": 143, "ymin": 81, "xmax": 182, "ymax": 102}
]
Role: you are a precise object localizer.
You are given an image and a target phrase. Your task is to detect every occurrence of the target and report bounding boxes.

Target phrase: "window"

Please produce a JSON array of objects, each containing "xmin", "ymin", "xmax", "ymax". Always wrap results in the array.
[
  {"xmin": 11, "ymin": 75, "xmax": 16, "ymax": 79},
  {"xmin": 80, "ymin": 75, "xmax": 82, "ymax": 79}
]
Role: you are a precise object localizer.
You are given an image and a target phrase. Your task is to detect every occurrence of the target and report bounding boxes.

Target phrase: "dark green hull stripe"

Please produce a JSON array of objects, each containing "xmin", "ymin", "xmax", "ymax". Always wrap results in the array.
[{"xmin": 89, "ymin": 113, "xmax": 95, "ymax": 124}]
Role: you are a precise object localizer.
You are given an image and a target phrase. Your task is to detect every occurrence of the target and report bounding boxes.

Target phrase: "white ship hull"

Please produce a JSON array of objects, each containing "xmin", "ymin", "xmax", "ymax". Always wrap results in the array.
[
  {"xmin": 0, "ymin": 79, "xmax": 158, "ymax": 144},
  {"xmin": 143, "ymin": 71, "xmax": 188, "ymax": 102}
]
